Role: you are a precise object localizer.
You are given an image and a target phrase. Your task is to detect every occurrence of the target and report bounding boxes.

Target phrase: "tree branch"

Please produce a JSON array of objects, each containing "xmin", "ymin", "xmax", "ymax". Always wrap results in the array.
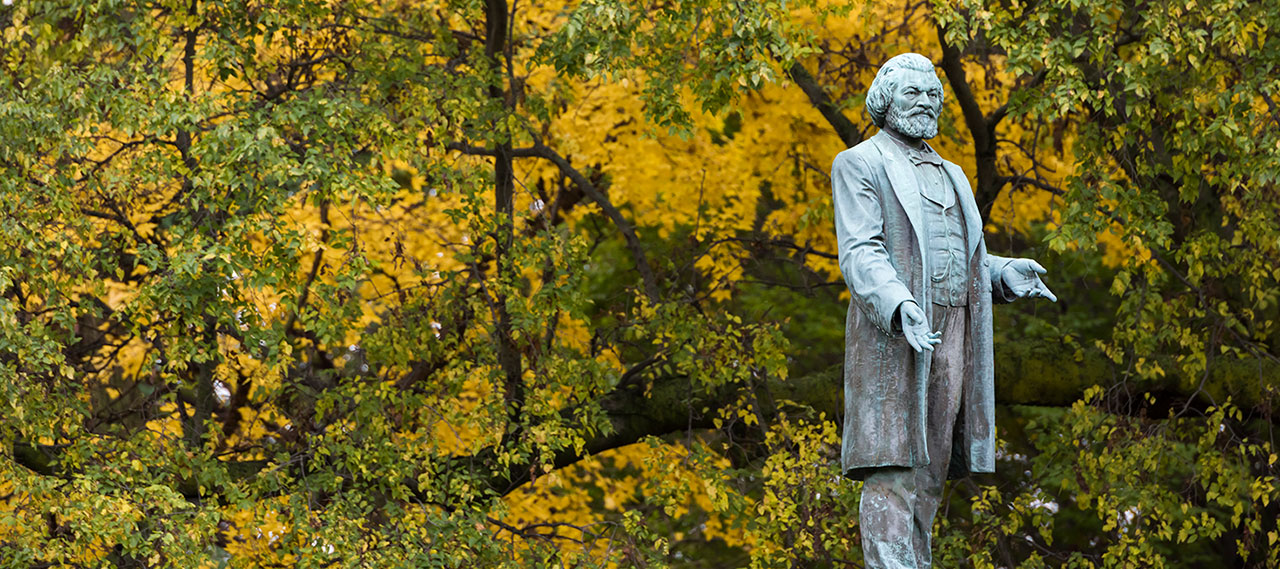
[
  {"xmin": 936, "ymin": 25, "xmax": 1000, "ymax": 218},
  {"xmin": 529, "ymin": 144, "xmax": 660, "ymax": 301},
  {"xmin": 788, "ymin": 62, "xmax": 862, "ymax": 147},
  {"xmin": 995, "ymin": 175, "xmax": 1064, "ymax": 196},
  {"xmin": 448, "ymin": 141, "xmax": 662, "ymax": 301}
]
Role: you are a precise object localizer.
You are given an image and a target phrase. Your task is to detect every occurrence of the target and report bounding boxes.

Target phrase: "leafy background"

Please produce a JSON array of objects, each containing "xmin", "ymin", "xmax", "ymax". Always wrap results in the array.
[{"xmin": 0, "ymin": 0, "xmax": 1277, "ymax": 567}]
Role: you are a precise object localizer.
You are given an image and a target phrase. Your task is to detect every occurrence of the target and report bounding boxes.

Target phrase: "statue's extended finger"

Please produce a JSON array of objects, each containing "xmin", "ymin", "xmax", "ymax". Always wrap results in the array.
[
  {"xmin": 918, "ymin": 332, "xmax": 935, "ymax": 351},
  {"xmin": 1029, "ymin": 260, "xmax": 1047, "ymax": 274},
  {"xmin": 1039, "ymin": 283, "xmax": 1058, "ymax": 302}
]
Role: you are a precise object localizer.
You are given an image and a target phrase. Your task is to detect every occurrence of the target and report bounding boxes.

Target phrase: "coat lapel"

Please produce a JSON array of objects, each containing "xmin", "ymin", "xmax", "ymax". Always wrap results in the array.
[
  {"xmin": 870, "ymin": 133, "xmax": 928, "ymax": 262},
  {"xmin": 942, "ymin": 160, "xmax": 983, "ymax": 255}
]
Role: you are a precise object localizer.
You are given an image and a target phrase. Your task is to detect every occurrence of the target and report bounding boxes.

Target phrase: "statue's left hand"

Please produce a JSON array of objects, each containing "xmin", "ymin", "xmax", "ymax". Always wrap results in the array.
[{"xmin": 1002, "ymin": 259, "xmax": 1058, "ymax": 302}]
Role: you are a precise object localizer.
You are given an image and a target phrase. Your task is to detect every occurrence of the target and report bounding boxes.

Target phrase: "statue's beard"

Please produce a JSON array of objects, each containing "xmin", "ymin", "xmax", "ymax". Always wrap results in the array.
[{"xmin": 886, "ymin": 106, "xmax": 939, "ymax": 139}]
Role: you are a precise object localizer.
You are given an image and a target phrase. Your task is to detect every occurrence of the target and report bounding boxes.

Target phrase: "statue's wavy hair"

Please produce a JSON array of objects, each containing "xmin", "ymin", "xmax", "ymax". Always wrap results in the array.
[{"xmin": 864, "ymin": 53, "xmax": 945, "ymax": 128}]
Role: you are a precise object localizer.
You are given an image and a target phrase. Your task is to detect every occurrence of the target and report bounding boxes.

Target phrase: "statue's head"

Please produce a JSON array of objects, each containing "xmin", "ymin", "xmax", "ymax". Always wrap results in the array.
[{"xmin": 865, "ymin": 53, "xmax": 945, "ymax": 140}]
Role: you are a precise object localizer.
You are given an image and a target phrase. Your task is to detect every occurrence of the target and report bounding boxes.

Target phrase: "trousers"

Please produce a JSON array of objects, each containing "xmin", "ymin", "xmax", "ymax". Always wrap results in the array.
[{"xmin": 859, "ymin": 304, "xmax": 969, "ymax": 569}]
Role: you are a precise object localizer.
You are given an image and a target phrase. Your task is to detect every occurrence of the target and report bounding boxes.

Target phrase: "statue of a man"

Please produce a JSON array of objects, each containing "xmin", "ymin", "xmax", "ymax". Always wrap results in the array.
[{"xmin": 830, "ymin": 53, "xmax": 1056, "ymax": 568}]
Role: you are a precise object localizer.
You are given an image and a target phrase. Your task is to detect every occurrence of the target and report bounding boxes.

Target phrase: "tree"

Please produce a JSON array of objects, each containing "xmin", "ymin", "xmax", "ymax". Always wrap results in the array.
[{"xmin": 1, "ymin": 0, "xmax": 1276, "ymax": 567}]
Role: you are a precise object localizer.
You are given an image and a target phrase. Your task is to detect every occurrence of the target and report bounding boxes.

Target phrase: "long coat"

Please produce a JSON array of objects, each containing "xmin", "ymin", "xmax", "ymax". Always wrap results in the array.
[{"xmin": 831, "ymin": 131, "xmax": 1014, "ymax": 481}]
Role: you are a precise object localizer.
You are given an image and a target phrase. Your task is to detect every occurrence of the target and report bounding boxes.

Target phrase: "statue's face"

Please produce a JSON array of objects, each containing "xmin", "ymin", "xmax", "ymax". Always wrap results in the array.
[{"xmin": 885, "ymin": 70, "xmax": 943, "ymax": 140}]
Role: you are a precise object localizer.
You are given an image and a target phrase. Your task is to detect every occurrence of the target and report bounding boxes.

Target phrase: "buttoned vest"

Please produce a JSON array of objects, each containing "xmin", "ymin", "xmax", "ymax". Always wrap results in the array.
[{"xmin": 902, "ymin": 144, "xmax": 968, "ymax": 306}]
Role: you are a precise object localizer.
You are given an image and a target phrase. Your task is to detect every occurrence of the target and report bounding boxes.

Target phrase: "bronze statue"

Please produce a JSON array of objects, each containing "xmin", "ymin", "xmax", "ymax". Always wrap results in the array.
[{"xmin": 830, "ymin": 53, "xmax": 1056, "ymax": 568}]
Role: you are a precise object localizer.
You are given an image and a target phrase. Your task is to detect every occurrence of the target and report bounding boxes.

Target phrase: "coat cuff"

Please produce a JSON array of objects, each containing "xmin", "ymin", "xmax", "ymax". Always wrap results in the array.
[
  {"xmin": 872, "ymin": 286, "xmax": 914, "ymax": 337},
  {"xmin": 987, "ymin": 256, "xmax": 1019, "ymax": 304}
]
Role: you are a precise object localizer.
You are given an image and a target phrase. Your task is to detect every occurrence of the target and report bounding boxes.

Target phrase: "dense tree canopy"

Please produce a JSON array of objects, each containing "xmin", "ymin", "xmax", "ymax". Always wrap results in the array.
[{"xmin": 0, "ymin": 0, "xmax": 1277, "ymax": 567}]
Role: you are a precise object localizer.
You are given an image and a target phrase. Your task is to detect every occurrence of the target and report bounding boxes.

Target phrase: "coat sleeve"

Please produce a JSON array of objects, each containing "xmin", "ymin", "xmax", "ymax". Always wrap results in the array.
[
  {"xmin": 986, "ymin": 254, "xmax": 1018, "ymax": 303},
  {"xmin": 831, "ymin": 150, "xmax": 915, "ymax": 335}
]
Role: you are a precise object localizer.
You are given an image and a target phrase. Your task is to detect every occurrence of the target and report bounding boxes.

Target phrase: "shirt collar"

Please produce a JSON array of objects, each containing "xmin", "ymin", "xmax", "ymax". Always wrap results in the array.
[
  {"xmin": 882, "ymin": 129, "xmax": 943, "ymax": 166},
  {"xmin": 908, "ymin": 146, "xmax": 943, "ymax": 166}
]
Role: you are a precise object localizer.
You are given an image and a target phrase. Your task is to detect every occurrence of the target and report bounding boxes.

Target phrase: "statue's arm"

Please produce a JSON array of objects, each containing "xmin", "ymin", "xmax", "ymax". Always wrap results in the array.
[
  {"xmin": 832, "ymin": 151, "xmax": 914, "ymax": 335},
  {"xmin": 986, "ymin": 254, "xmax": 1019, "ymax": 303}
]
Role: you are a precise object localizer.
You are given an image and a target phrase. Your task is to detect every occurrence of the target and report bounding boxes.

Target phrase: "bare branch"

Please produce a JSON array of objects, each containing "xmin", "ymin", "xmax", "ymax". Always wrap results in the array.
[{"xmin": 788, "ymin": 63, "xmax": 862, "ymax": 147}]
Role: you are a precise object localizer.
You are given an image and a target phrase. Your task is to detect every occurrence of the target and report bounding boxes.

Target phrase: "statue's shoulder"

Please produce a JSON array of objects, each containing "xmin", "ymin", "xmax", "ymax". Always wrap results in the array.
[{"xmin": 832, "ymin": 135, "xmax": 886, "ymax": 173}]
